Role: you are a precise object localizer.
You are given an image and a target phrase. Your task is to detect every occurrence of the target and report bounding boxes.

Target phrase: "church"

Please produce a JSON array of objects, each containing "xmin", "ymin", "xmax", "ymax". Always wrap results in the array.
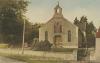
[
  {"xmin": 39, "ymin": 3, "xmax": 78, "ymax": 48},
  {"xmin": 38, "ymin": 3, "xmax": 96, "ymax": 61}
]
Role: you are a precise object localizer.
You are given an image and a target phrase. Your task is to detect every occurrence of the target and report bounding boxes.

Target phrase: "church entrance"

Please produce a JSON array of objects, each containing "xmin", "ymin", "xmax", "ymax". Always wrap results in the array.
[{"xmin": 54, "ymin": 35, "xmax": 62, "ymax": 47}]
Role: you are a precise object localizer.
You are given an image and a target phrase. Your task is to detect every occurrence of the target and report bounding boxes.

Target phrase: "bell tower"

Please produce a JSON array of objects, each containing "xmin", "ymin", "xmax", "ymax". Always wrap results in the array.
[{"xmin": 54, "ymin": 2, "xmax": 63, "ymax": 17}]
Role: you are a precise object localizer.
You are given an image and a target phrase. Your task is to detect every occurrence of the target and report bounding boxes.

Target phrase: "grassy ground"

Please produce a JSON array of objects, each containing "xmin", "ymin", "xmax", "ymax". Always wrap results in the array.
[
  {"xmin": 0, "ymin": 52, "xmax": 67, "ymax": 63},
  {"xmin": 0, "ymin": 48, "xmax": 94, "ymax": 63},
  {"xmin": 0, "ymin": 50, "xmax": 94, "ymax": 63},
  {"xmin": 0, "ymin": 48, "xmax": 75, "ymax": 63},
  {"xmin": 0, "ymin": 51, "xmax": 95, "ymax": 63},
  {"xmin": 0, "ymin": 44, "xmax": 8, "ymax": 48}
]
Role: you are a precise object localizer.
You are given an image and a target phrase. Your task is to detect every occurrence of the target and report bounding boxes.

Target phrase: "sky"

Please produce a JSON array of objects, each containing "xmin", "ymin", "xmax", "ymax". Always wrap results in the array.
[{"xmin": 25, "ymin": 0, "xmax": 100, "ymax": 28}]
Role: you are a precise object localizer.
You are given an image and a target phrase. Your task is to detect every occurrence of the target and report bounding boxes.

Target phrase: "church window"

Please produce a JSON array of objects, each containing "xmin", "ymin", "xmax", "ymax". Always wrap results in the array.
[
  {"xmin": 45, "ymin": 31, "xmax": 48, "ymax": 40},
  {"xmin": 57, "ymin": 8, "xmax": 60, "ymax": 13},
  {"xmin": 54, "ymin": 22, "xmax": 62, "ymax": 33},
  {"xmin": 68, "ymin": 30, "xmax": 71, "ymax": 42}
]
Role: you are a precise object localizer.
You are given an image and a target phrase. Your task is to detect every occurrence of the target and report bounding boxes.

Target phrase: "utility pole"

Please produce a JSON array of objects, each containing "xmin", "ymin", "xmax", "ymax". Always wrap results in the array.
[{"xmin": 22, "ymin": 19, "xmax": 25, "ymax": 54}]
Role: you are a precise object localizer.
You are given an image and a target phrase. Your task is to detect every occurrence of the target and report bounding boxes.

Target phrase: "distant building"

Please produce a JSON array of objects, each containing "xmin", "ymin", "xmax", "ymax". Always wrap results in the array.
[{"xmin": 96, "ymin": 27, "xmax": 100, "ymax": 61}]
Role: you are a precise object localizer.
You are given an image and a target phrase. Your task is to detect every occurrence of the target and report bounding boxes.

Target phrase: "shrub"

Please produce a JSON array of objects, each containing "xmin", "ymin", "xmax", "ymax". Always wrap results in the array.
[{"xmin": 33, "ymin": 40, "xmax": 52, "ymax": 51}]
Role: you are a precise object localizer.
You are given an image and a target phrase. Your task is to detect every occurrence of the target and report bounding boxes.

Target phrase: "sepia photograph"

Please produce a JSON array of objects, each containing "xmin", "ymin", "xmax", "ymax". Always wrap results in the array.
[{"xmin": 0, "ymin": 0, "xmax": 100, "ymax": 63}]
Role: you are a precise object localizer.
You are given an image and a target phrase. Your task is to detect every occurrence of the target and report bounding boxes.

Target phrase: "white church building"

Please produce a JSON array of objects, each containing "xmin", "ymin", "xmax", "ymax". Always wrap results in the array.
[
  {"xmin": 39, "ymin": 3, "xmax": 78, "ymax": 48},
  {"xmin": 38, "ymin": 3, "xmax": 95, "ymax": 61}
]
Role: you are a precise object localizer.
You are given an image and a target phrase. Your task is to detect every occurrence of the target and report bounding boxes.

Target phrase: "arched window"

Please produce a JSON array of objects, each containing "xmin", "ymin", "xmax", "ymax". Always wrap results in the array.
[
  {"xmin": 60, "ymin": 25, "xmax": 62, "ymax": 32},
  {"xmin": 45, "ymin": 31, "xmax": 48, "ymax": 40},
  {"xmin": 68, "ymin": 30, "xmax": 71, "ymax": 42},
  {"xmin": 54, "ymin": 22, "xmax": 62, "ymax": 33}
]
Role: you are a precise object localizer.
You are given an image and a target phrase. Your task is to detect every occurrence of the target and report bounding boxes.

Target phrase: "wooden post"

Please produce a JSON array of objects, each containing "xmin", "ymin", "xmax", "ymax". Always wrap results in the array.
[{"xmin": 22, "ymin": 19, "xmax": 25, "ymax": 54}]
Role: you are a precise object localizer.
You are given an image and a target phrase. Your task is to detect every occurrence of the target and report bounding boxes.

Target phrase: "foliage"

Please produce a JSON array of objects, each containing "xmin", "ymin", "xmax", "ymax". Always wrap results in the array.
[
  {"xmin": 33, "ymin": 40, "xmax": 52, "ymax": 51},
  {"xmin": 74, "ymin": 16, "xmax": 96, "ymax": 60},
  {"xmin": 32, "ymin": 23, "xmax": 41, "ymax": 38},
  {"xmin": 0, "ymin": 0, "xmax": 31, "ymax": 46},
  {"xmin": 74, "ymin": 17, "xmax": 80, "ymax": 26},
  {"xmin": 86, "ymin": 22, "xmax": 96, "ymax": 48},
  {"xmin": 74, "ymin": 16, "xmax": 96, "ymax": 48},
  {"xmin": 77, "ymin": 49, "xmax": 89, "ymax": 61}
]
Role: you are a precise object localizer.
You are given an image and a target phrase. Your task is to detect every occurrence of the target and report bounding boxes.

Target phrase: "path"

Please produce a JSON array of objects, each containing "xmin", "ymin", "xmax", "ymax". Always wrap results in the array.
[{"xmin": 0, "ymin": 56, "xmax": 26, "ymax": 63}]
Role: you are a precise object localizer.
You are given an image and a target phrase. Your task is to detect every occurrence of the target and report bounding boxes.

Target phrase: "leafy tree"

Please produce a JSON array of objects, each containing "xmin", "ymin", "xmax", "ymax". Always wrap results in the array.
[
  {"xmin": 32, "ymin": 23, "xmax": 41, "ymax": 38},
  {"xmin": 0, "ymin": 0, "xmax": 30, "ymax": 46},
  {"xmin": 74, "ymin": 17, "xmax": 79, "ymax": 26},
  {"xmin": 74, "ymin": 16, "xmax": 96, "ymax": 60},
  {"xmin": 80, "ymin": 16, "xmax": 87, "ymax": 23},
  {"xmin": 86, "ymin": 22, "xmax": 96, "ymax": 48}
]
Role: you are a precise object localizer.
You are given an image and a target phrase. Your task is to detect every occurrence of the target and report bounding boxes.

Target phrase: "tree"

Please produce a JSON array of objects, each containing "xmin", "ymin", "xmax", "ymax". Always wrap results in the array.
[
  {"xmin": 74, "ymin": 16, "xmax": 96, "ymax": 60},
  {"xmin": 80, "ymin": 16, "xmax": 87, "ymax": 23},
  {"xmin": 74, "ymin": 17, "xmax": 79, "ymax": 26},
  {"xmin": 0, "ymin": 0, "xmax": 30, "ymax": 46},
  {"xmin": 86, "ymin": 22, "xmax": 96, "ymax": 48},
  {"xmin": 32, "ymin": 23, "xmax": 41, "ymax": 38}
]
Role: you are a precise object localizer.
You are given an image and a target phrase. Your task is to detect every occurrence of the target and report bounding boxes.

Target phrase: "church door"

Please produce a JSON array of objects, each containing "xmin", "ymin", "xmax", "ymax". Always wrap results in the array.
[{"xmin": 54, "ymin": 35, "xmax": 62, "ymax": 47}]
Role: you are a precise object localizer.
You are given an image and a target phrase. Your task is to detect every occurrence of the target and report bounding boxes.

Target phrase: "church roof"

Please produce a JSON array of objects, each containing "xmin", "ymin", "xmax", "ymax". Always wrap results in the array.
[{"xmin": 41, "ymin": 3, "xmax": 77, "ymax": 29}]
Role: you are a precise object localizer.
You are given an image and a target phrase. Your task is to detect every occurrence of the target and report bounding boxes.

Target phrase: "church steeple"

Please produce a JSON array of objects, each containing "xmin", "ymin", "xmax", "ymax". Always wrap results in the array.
[{"xmin": 54, "ymin": 2, "xmax": 63, "ymax": 17}]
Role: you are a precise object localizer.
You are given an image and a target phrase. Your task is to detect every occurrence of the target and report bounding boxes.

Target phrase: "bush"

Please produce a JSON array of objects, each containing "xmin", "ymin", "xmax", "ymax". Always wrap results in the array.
[{"xmin": 33, "ymin": 40, "xmax": 52, "ymax": 51}]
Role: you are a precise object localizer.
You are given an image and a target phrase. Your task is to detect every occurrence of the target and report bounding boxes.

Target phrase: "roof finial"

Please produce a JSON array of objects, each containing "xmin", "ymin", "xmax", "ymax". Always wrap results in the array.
[{"xmin": 58, "ymin": 1, "xmax": 59, "ymax": 6}]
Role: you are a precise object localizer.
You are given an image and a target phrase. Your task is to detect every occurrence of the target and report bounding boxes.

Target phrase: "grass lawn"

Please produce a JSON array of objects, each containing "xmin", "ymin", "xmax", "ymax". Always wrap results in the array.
[
  {"xmin": 0, "ymin": 52, "xmax": 67, "ymax": 63},
  {"xmin": 0, "ymin": 44, "xmax": 8, "ymax": 48}
]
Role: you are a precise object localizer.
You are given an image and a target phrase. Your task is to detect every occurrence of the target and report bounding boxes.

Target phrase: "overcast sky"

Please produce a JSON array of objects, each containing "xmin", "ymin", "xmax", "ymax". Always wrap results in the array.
[{"xmin": 25, "ymin": 0, "xmax": 100, "ymax": 28}]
